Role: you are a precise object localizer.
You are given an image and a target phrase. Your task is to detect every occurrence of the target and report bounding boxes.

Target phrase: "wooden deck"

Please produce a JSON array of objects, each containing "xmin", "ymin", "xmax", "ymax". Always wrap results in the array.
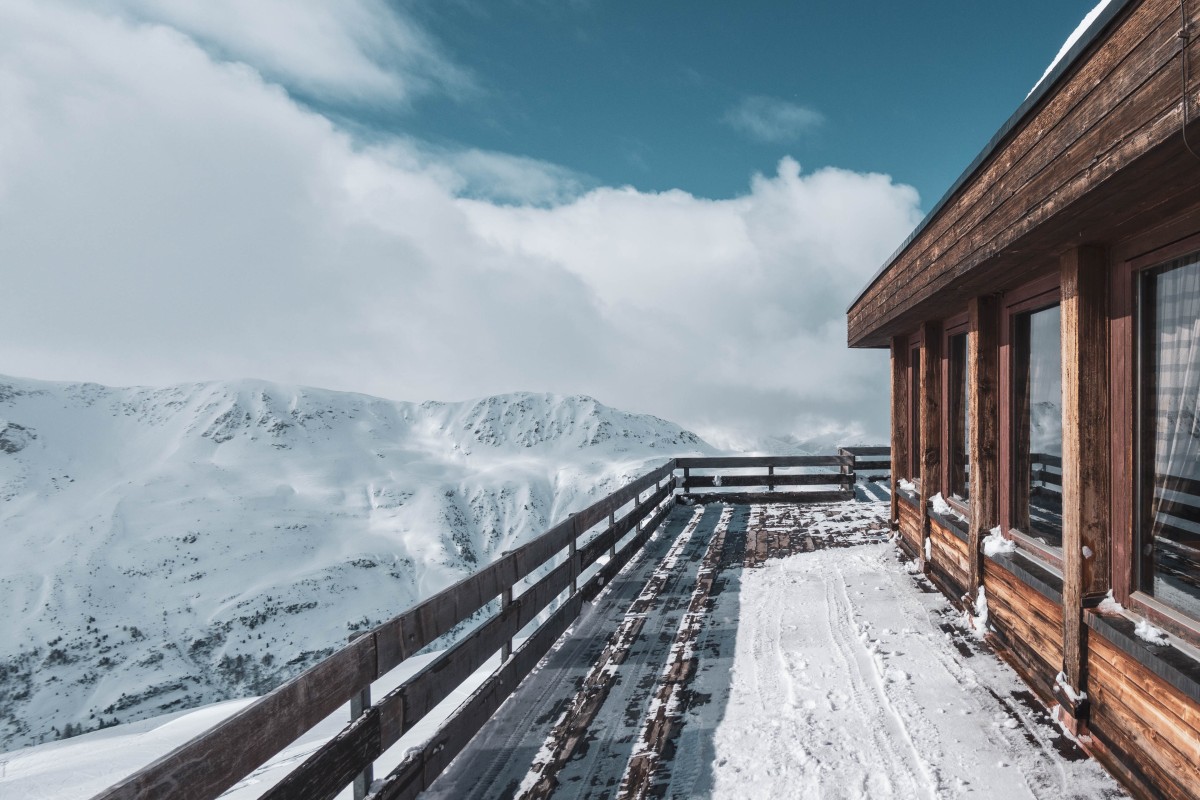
[
  {"xmin": 425, "ymin": 498, "xmax": 898, "ymax": 799},
  {"xmin": 91, "ymin": 454, "xmax": 882, "ymax": 800},
  {"xmin": 84, "ymin": 454, "xmax": 1144, "ymax": 799}
]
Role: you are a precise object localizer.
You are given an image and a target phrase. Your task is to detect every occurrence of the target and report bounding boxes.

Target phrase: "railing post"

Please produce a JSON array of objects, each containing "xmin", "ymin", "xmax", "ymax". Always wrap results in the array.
[
  {"xmin": 349, "ymin": 633, "xmax": 373, "ymax": 800},
  {"xmin": 683, "ymin": 467, "xmax": 690, "ymax": 493},
  {"xmin": 768, "ymin": 464, "xmax": 775, "ymax": 491},
  {"xmin": 570, "ymin": 530, "xmax": 579, "ymax": 594},
  {"xmin": 501, "ymin": 587, "xmax": 513, "ymax": 661},
  {"xmin": 611, "ymin": 506, "xmax": 619, "ymax": 557}
]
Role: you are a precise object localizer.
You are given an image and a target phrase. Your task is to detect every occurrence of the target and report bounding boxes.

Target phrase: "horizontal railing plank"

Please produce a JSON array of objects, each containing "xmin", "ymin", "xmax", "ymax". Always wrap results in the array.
[
  {"xmin": 1030, "ymin": 452, "xmax": 1063, "ymax": 468},
  {"xmin": 373, "ymin": 486, "xmax": 676, "ymax": 800},
  {"xmin": 578, "ymin": 482, "xmax": 671, "ymax": 569},
  {"xmin": 92, "ymin": 634, "xmax": 377, "ymax": 800},
  {"xmin": 260, "ymin": 705, "xmax": 382, "ymax": 800},
  {"xmin": 684, "ymin": 473, "xmax": 852, "ymax": 489},
  {"xmin": 839, "ymin": 446, "xmax": 891, "ymax": 456},
  {"xmin": 678, "ymin": 490, "xmax": 852, "ymax": 505},
  {"xmin": 374, "ymin": 459, "xmax": 675, "ymax": 673},
  {"xmin": 675, "ymin": 455, "xmax": 852, "ymax": 468},
  {"xmin": 374, "ymin": 595, "xmax": 584, "ymax": 800},
  {"xmin": 378, "ymin": 558, "xmax": 573, "ymax": 749},
  {"xmin": 852, "ymin": 459, "xmax": 891, "ymax": 471}
]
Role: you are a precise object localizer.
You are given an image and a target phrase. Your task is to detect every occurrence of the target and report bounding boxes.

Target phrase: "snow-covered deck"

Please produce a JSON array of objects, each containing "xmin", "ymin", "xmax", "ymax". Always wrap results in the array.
[
  {"xmin": 2, "ymin": 495, "xmax": 1131, "ymax": 799},
  {"xmin": 426, "ymin": 497, "xmax": 1126, "ymax": 799}
]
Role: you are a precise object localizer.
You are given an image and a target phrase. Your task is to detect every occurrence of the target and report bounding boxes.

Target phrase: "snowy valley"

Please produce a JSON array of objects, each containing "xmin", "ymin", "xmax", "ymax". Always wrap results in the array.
[{"xmin": 0, "ymin": 375, "xmax": 714, "ymax": 751}]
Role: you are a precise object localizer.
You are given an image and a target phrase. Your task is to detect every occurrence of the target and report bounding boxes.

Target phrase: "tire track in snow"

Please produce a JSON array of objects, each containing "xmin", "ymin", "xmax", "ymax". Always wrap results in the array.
[{"xmin": 816, "ymin": 556, "xmax": 931, "ymax": 799}]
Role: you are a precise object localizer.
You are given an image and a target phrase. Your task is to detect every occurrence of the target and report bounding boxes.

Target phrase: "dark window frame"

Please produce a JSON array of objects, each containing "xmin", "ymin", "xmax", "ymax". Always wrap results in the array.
[
  {"xmin": 942, "ymin": 314, "xmax": 971, "ymax": 518},
  {"xmin": 1114, "ymin": 231, "xmax": 1200, "ymax": 641},
  {"xmin": 908, "ymin": 329, "xmax": 924, "ymax": 484},
  {"xmin": 999, "ymin": 274, "xmax": 1064, "ymax": 570}
]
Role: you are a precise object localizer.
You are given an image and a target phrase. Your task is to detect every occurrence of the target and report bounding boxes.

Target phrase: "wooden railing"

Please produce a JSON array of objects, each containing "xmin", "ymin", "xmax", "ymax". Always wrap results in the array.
[
  {"xmin": 92, "ymin": 449, "xmax": 889, "ymax": 800},
  {"xmin": 677, "ymin": 449, "xmax": 890, "ymax": 503},
  {"xmin": 94, "ymin": 461, "xmax": 678, "ymax": 800}
]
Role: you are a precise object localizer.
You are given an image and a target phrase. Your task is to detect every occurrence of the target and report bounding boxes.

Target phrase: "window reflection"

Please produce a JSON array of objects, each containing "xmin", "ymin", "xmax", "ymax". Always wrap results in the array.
[
  {"xmin": 1139, "ymin": 252, "xmax": 1200, "ymax": 620},
  {"xmin": 1013, "ymin": 305, "xmax": 1063, "ymax": 546},
  {"xmin": 949, "ymin": 333, "xmax": 970, "ymax": 501}
]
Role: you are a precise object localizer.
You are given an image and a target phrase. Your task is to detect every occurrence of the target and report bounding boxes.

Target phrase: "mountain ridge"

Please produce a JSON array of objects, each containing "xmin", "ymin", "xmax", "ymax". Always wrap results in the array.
[{"xmin": 0, "ymin": 374, "xmax": 713, "ymax": 750}]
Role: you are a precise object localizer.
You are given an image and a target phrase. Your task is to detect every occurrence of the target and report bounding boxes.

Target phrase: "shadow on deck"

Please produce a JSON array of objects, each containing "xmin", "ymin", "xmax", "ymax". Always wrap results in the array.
[{"xmin": 428, "ymin": 498, "xmax": 893, "ymax": 800}]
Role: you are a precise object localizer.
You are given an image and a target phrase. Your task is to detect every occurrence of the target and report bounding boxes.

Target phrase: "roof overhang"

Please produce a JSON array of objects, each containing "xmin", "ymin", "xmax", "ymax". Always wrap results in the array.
[{"xmin": 844, "ymin": 0, "xmax": 1200, "ymax": 348}]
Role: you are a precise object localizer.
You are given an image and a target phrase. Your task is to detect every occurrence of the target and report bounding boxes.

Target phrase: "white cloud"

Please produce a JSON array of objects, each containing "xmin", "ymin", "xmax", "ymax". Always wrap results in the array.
[
  {"xmin": 87, "ymin": 0, "xmax": 473, "ymax": 105},
  {"xmin": 0, "ymin": 1, "xmax": 921, "ymax": 443},
  {"xmin": 722, "ymin": 95, "xmax": 825, "ymax": 143}
]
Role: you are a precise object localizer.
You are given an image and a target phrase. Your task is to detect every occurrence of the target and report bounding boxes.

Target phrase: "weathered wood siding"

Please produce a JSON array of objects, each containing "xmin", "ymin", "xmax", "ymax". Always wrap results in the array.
[
  {"xmin": 928, "ymin": 516, "xmax": 969, "ymax": 599},
  {"xmin": 848, "ymin": 0, "xmax": 1200, "ymax": 347},
  {"xmin": 897, "ymin": 493, "xmax": 922, "ymax": 557},
  {"xmin": 1086, "ymin": 623, "xmax": 1200, "ymax": 800},
  {"xmin": 980, "ymin": 558, "xmax": 1063, "ymax": 700}
]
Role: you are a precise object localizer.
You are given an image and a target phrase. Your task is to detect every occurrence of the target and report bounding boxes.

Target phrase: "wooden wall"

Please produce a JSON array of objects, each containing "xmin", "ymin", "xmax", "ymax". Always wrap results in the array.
[
  {"xmin": 1085, "ymin": 614, "xmax": 1200, "ymax": 800},
  {"xmin": 980, "ymin": 555, "xmax": 1064, "ymax": 703},
  {"xmin": 896, "ymin": 492, "xmax": 922, "ymax": 558},
  {"xmin": 927, "ymin": 515, "xmax": 969, "ymax": 601}
]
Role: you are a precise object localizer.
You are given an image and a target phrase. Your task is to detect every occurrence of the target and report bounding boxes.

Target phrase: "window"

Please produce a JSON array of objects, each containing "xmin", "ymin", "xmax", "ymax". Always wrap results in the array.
[
  {"xmin": 910, "ymin": 345, "xmax": 921, "ymax": 479},
  {"xmin": 948, "ymin": 332, "xmax": 970, "ymax": 501},
  {"xmin": 1137, "ymin": 249, "xmax": 1200, "ymax": 620},
  {"xmin": 1012, "ymin": 304, "xmax": 1063, "ymax": 547}
]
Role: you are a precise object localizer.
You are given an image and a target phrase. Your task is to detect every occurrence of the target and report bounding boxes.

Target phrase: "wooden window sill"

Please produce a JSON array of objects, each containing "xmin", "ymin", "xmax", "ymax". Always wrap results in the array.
[
  {"xmin": 928, "ymin": 506, "xmax": 970, "ymax": 543},
  {"xmin": 1085, "ymin": 608, "xmax": 1200, "ymax": 705},
  {"xmin": 1005, "ymin": 528, "xmax": 1064, "ymax": 572},
  {"xmin": 984, "ymin": 547, "xmax": 1064, "ymax": 605}
]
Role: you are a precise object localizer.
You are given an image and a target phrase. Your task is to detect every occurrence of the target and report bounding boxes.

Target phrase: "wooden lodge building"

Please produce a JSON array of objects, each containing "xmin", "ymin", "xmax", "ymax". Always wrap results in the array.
[{"xmin": 847, "ymin": 0, "xmax": 1200, "ymax": 797}]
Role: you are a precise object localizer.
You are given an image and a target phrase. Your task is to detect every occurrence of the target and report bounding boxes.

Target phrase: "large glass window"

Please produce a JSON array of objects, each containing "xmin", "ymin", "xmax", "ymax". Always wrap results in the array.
[
  {"xmin": 1138, "ymin": 250, "xmax": 1200, "ymax": 620},
  {"xmin": 910, "ymin": 346, "xmax": 921, "ymax": 479},
  {"xmin": 948, "ymin": 332, "xmax": 970, "ymax": 501},
  {"xmin": 1012, "ymin": 304, "xmax": 1063, "ymax": 547}
]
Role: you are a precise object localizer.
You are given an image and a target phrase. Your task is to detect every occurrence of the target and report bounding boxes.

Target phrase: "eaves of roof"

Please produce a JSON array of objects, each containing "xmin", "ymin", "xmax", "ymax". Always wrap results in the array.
[{"xmin": 846, "ymin": 0, "xmax": 1138, "ymax": 314}]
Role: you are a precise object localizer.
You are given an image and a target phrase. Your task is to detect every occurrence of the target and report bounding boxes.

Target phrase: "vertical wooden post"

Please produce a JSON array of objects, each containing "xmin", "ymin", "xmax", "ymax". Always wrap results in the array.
[
  {"xmin": 349, "ymin": 633, "xmax": 373, "ymax": 800},
  {"xmin": 501, "ymin": 586, "xmax": 513, "ymax": 662},
  {"xmin": 968, "ymin": 295, "xmax": 1000, "ymax": 596},
  {"xmin": 920, "ymin": 320, "xmax": 944, "ymax": 564},
  {"xmin": 569, "ymin": 514, "xmax": 579, "ymax": 594},
  {"xmin": 768, "ymin": 464, "xmax": 775, "ymax": 491},
  {"xmin": 890, "ymin": 336, "xmax": 909, "ymax": 528},
  {"xmin": 1060, "ymin": 245, "xmax": 1111, "ymax": 699},
  {"xmin": 609, "ymin": 509, "xmax": 617, "ymax": 557}
]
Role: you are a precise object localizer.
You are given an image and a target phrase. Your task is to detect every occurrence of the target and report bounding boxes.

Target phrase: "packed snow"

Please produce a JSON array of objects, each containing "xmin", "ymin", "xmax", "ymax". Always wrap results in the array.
[
  {"xmin": 710, "ymin": 531, "xmax": 1124, "ymax": 799},
  {"xmin": 1029, "ymin": 0, "xmax": 1115, "ymax": 97},
  {"xmin": 1097, "ymin": 589, "xmax": 1125, "ymax": 614},
  {"xmin": 1133, "ymin": 618, "xmax": 1170, "ymax": 646},
  {"xmin": 982, "ymin": 527, "xmax": 1017, "ymax": 557},
  {"xmin": 0, "ymin": 374, "xmax": 713, "ymax": 751}
]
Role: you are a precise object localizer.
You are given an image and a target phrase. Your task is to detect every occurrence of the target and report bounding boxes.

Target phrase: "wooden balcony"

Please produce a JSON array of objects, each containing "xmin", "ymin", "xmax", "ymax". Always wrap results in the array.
[{"xmin": 89, "ymin": 450, "xmax": 1135, "ymax": 800}]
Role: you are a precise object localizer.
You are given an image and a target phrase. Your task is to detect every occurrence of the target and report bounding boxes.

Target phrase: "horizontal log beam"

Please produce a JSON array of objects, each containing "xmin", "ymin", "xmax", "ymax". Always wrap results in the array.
[
  {"xmin": 678, "ymin": 490, "xmax": 852, "ymax": 505},
  {"xmin": 839, "ymin": 446, "xmax": 891, "ymax": 456},
  {"xmin": 675, "ymin": 455, "xmax": 853, "ymax": 468},
  {"xmin": 683, "ymin": 473, "xmax": 852, "ymax": 489}
]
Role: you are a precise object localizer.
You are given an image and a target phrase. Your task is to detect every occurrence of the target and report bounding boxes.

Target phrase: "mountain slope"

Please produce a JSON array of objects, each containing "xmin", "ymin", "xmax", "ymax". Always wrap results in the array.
[{"xmin": 0, "ymin": 375, "xmax": 712, "ymax": 750}]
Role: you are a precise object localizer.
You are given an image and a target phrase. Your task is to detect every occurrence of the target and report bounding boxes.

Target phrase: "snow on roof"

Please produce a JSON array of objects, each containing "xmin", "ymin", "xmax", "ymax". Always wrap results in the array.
[{"xmin": 1028, "ymin": 0, "xmax": 1116, "ymax": 98}]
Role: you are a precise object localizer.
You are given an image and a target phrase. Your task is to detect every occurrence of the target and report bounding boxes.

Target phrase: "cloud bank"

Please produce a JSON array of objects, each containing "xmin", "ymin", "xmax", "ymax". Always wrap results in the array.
[{"xmin": 0, "ymin": 1, "xmax": 921, "ymax": 445}]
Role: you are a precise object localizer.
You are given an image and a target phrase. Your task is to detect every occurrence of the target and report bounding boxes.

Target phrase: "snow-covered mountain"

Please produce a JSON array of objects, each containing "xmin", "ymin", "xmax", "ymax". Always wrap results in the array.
[{"xmin": 0, "ymin": 375, "xmax": 713, "ymax": 751}]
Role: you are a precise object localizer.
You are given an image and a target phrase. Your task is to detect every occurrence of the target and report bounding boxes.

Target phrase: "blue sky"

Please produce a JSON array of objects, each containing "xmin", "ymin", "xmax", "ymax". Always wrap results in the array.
[
  {"xmin": 342, "ymin": 1, "xmax": 1098, "ymax": 208},
  {"xmin": 0, "ymin": 0, "xmax": 1100, "ymax": 445}
]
